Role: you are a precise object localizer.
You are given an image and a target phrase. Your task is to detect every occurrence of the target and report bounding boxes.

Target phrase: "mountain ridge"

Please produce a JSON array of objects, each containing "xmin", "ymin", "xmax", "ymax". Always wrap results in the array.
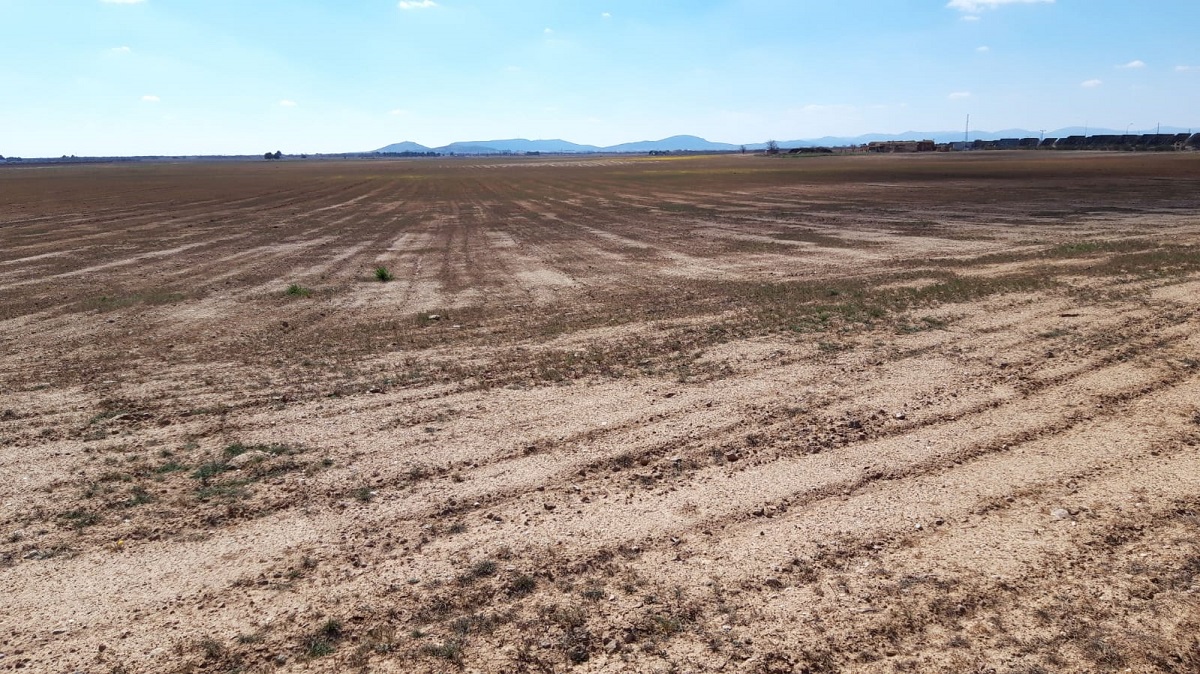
[{"xmin": 374, "ymin": 126, "xmax": 1197, "ymax": 155}]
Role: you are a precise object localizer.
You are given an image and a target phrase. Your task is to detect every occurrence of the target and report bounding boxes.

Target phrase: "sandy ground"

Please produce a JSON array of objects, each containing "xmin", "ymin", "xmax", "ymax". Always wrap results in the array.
[{"xmin": 2, "ymin": 152, "xmax": 1200, "ymax": 673}]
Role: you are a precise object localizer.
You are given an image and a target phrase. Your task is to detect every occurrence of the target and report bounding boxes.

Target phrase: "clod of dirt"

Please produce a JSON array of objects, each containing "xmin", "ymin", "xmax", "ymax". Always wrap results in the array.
[{"xmin": 1050, "ymin": 508, "xmax": 1071, "ymax": 520}]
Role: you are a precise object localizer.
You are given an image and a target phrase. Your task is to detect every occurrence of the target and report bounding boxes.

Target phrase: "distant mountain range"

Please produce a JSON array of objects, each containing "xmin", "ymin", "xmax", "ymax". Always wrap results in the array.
[
  {"xmin": 374, "ymin": 135, "xmax": 739, "ymax": 155},
  {"xmin": 375, "ymin": 127, "xmax": 1196, "ymax": 155}
]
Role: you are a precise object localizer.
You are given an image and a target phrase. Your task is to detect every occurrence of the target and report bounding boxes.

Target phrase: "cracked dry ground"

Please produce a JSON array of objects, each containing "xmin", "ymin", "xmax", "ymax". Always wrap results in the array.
[{"xmin": 2, "ymin": 152, "xmax": 1200, "ymax": 673}]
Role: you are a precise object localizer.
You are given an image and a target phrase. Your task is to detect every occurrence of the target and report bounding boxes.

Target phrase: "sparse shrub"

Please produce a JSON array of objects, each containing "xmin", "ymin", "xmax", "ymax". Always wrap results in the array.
[
  {"xmin": 470, "ymin": 559, "xmax": 497, "ymax": 579},
  {"xmin": 285, "ymin": 283, "xmax": 312, "ymax": 298},
  {"xmin": 421, "ymin": 639, "xmax": 464, "ymax": 664},
  {"xmin": 374, "ymin": 266, "xmax": 394, "ymax": 282},
  {"xmin": 60, "ymin": 509, "xmax": 100, "ymax": 529},
  {"xmin": 507, "ymin": 574, "xmax": 537, "ymax": 597}
]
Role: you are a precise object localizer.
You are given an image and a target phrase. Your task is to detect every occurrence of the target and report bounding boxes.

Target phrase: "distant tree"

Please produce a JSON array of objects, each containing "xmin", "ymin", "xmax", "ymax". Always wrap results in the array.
[
  {"xmin": 766, "ymin": 140, "xmax": 780, "ymax": 154},
  {"xmin": 273, "ymin": 150, "xmax": 283, "ymax": 160},
  {"xmin": 264, "ymin": 152, "xmax": 274, "ymax": 160},
  {"xmin": 739, "ymin": 145, "xmax": 746, "ymax": 154}
]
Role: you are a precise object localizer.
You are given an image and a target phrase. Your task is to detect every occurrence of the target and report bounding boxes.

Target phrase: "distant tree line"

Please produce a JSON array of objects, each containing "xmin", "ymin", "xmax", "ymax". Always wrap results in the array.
[
  {"xmin": 374, "ymin": 151, "xmax": 440, "ymax": 157},
  {"xmin": 264, "ymin": 150, "xmax": 283, "ymax": 160}
]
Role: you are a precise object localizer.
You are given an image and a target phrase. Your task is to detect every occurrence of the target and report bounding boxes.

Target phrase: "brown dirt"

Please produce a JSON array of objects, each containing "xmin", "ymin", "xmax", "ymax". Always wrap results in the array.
[{"xmin": 3, "ymin": 151, "xmax": 1200, "ymax": 673}]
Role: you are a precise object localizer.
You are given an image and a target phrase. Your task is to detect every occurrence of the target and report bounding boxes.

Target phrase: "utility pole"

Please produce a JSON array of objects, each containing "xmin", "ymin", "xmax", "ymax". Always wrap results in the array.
[{"xmin": 965, "ymin": 114, "xmax": 970, "ymax": 143}]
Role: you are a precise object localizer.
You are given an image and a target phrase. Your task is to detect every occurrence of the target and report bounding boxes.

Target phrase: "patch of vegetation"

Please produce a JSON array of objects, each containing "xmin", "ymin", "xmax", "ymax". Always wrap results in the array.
[
  {"xmin": 285, "ymin": 283, "xmax": 312, "ymax": 298},
  {"xmin": 191, "ymin": 460, "xmax": 229, "ymax": 484},
  {"xmin": 304, "ymin": 619, "xmax": 343, "ymax": 658},
  {"xmin": 80, "ymin": 291, "xmax": 187, "ymax": 313},
  {"xmin": 420, "ymin": 638, "xmax": 465, "ymax": 665},
  {"xmin": 60, "ymin": 509, "xmax": 100, "ymax": 529},
  {"xmin": 123, "ymin": 486, "xmax": 154, "ymax": 507},
  {"xmin": 507, "ymin": 574, "xmax": 537, "ymax": 597},
  {"xmin": 374, "ymin": 265, "xmax": 394, "ymax": 282}
]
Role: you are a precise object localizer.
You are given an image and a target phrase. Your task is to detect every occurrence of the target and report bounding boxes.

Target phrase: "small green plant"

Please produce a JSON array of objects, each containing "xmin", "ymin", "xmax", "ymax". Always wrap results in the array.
[
  {"xmin": 285, "ymin": 283, "xmax": 312, "ymax": 298},
  {"xmin": 192, "ymin": 460, "xmax": 228, "ymax": 484},
  {"xmin": 305, "ymin": 619, "xmax": 343, "ymax": 658},
  {"xmin": 374, "ymin": 266, "xmax": 394, "ymax": 282}
]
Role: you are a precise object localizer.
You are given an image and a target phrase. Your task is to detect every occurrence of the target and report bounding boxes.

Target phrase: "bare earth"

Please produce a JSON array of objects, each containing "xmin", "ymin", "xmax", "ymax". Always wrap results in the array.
[{"xmin": 2, "ymin": 152, "xmax": 1199, "ymax": 673}]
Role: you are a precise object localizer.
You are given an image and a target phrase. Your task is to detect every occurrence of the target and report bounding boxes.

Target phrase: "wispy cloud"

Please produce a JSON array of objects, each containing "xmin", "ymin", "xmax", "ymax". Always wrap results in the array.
[
  {"xmin": 397, "ymin": 0, "xmax": 436, "ymax": 9},
  {"xmin": 110, "ymin": 46, "xmax": 132, "ymax": 54},
  {"xmin": 1118, "ymin": 60, "xmax": 1146, "ymax": 69},
  {"xmin": 601, "ymin": 12, "xmax": 611, "ymax": 19},
  {"xmin": 141, "ymin": 94, "xmax": 160, "ymax": 102},
  {"xmin": 948, "ymin": 91, "xmax": 972, "ymax": 99},
  {"xmin": 947, "ymin": 0, "xmax": 1053, "ymax": 12},
  {"xmin": 976, "ymin": 46, "xmax": 990, "ymax": 53},
  {"xmin": 388, "ymin": 108, "xmax": 408, "ymax": 116},
  {"xmin": 1081, "ymin": 79, "xmax": 1103, "ymax": 88},
  {"xmin": 961, "ymin": 15, "xmax": 981, "ymax": 21},
  {"xmin": 279, "ymin": 100, "xmax": 297, "ymax": 107},
  {"xmin": 543, "ymin": 27, "xmax": 553, "ymax": 34},
  {"xmin": 102, "ymin": 0, "xmax": 146, "ymax": 4},
  {"xmin": 1175, "ymin": 65, "xmax": 1199, "ymax": 72}
]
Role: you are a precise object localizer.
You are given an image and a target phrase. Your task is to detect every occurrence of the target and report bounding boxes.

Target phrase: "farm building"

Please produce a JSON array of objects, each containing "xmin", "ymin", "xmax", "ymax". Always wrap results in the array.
[{"xmin": 867, "ymin": 140, "xmax": 935, "ymax": 153}]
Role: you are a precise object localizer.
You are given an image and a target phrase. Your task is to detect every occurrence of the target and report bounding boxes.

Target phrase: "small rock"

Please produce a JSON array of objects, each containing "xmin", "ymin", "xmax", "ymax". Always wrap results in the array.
[
  {"xmin": 894, "ymin": 412, "xmax": 906, "ymax": 420},
  {"xmin": 228, "ymin": 450, "xmax": 271, "ymax": 468},
  {"xmin": 543, "ymin": 503, "xmax": 556, "ymax": 511},
  {"xmin": 605, "ymin": 639, "xmax": 620, "ymax": 653},
  {"xmin": 1050, "ymin": 508, "xmax": 1070, "ymax": 520},
  {"xmin": 724, "ymin": 451, "xmax": 740, "ymax": 462}
]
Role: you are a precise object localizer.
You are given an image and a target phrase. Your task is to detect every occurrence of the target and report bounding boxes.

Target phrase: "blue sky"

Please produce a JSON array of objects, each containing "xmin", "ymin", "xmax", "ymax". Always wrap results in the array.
[{"xmin": 1, "ymin": 0, "xmax": 1198, "ymax": 156}]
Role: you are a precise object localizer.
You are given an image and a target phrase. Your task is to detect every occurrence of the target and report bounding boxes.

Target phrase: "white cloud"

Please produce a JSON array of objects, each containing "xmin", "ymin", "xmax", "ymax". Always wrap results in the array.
[
  {"xmin": 947, "ymin": 0, "xmax": 1053, "ymax": 12},
  {"xmin": 110, "ymin": 46, "xmax": 132, "ymax": 54},
  {"xmin": 398, "ymin": 0, "xmax": 436, "ymax": 8},
  {"xmin": 976, "ymin": 46, "xmax": 990, "ymax": 52},
  {"xmin": 601, "ymin": 12, "xmax": 611, "ymax": 19},
  {"xmin": 102, "ymin": 0, "xmax": 146, "ymax": 4},
  {"xmin": 141, "ymin": 95, "xmax": 160, "ymax": 102},
  {"xmin": 961, "ymin": 15, "xmax": 981, "ymax": 21},
  {"xmin": 1177, "ymin": 65, "xmax": 1200, "ymax": 72},
  {"xmin": 279, "ymin": 100, "xmax": 297, "ymax": 107},
  {"xmin": 948, "ymin": 91, "xmax": 972, "ymax": 99},
  {"xmin": 544, "ymin": 27, "xmax": 553, "ymax": 34},
  {"xmin": 388, "ymin": 108, "xmax": 408, "ymax": 116},
  {"xmin": 1118, "ymin": 60, "xmax": 1146, "ymax": 69},
  {"xmin": 1081, "ymin": 79, "xmax": 1103, "ymax": 88}
]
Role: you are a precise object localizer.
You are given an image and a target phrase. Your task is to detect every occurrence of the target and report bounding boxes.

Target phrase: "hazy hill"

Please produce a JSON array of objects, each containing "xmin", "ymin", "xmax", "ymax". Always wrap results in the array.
[
  {"xmin": 602, "ymin": 135, "xmax": 742, "ymax": 153},
  {"xmin": 373, "ymin": 126, "xmax": 1198, "ymax": 156},
  {"xmin": 375, "ymin": 141, "xmax": 433, "ymax": 153}
]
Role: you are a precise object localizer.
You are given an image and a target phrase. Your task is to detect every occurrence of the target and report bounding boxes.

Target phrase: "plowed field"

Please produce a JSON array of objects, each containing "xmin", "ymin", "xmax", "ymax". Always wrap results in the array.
[{"xmin": 3, "ymin": 152, "xmax": 1200, "ymax": 673}]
